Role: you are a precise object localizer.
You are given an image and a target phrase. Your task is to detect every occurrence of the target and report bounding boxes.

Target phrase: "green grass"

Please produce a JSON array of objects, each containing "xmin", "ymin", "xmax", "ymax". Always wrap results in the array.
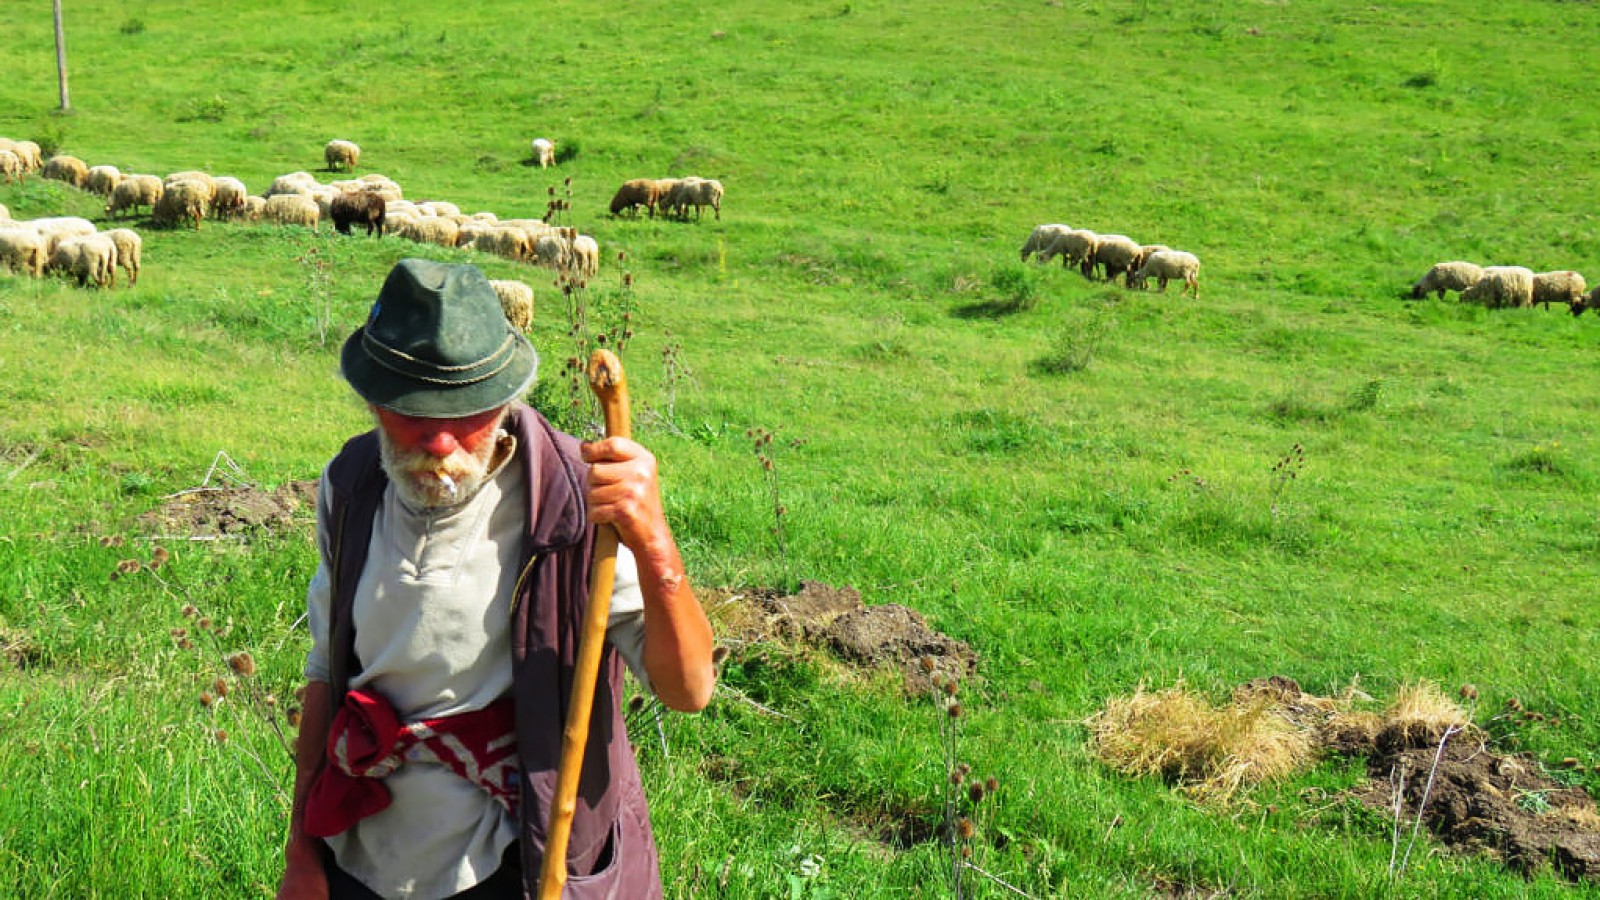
[{"xmin": 3, "ymin": 0, "xmax": 1600, "ymax": 896}]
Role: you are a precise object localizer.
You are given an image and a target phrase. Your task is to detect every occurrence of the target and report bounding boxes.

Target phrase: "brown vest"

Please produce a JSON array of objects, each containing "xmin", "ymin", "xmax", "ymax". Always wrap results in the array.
[{"xmin": 321, "ymin": 402, "xmax": 662, "ymax": 899}]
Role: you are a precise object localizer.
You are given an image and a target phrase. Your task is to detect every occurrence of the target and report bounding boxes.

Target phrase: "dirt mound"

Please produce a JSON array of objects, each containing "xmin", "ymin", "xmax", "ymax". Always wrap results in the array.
[
  {"xmin": 709, "ymin": 581, "xmax": 977, "ymax": 695},
  {"xmin": 1356, "ymin": 728, "xmax": 1600, "ymax": 881},
  {"xmin": 137, "ymin": 481, "xmax": 316, "ymax": 539}
]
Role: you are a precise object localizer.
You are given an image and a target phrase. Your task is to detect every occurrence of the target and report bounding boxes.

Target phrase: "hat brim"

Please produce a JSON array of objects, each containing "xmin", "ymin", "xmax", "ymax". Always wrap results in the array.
[{"xmin": 340, "ymin": 325, "xmax": 539, "ymax": 418}]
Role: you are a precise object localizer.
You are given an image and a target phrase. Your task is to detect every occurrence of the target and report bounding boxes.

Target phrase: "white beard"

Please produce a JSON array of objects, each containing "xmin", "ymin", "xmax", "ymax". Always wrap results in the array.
[{"xmin": 375, "ymin": 424, "xmax": 504, "ymax": 511}]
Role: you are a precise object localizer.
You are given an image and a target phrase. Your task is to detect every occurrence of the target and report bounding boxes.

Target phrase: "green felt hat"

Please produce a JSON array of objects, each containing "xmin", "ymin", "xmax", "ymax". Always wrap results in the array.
[{"xmin": 340, "ymin": 258, "xmax": 537, "ymax": 417}]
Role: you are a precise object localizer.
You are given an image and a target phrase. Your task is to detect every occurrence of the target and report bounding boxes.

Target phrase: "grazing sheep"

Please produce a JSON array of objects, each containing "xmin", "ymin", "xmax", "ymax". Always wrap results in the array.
[
  {"xmin": 1460, "ymin": 265, "xmax": 1535, "ymax": 309},
  {"xmin": 569, "ymin": 234, "xmax": 600, "ymax": 278},
  {"xmin": 1040, "ymin": 229, "xmax": 1099, "ymax": 271},
  {"xmin": 1088, "ymin": 234, "xmax": 1142, "ymax": 283},
  {"xmin": 1134, "ymin": 244, "xmax": 1171, "ymax": 276},
  {"xmin": 267, "ymin": 171, "xmax": 320, "ymax": 197},
  {"xmin": 325, "ymin": 139, "xmax": 361, "ymax": 172},
  {"xmin": 164, "ymin": 171, "xmax": 217, "ymax": 202},
  {"xmin": 1128, "ymin": 250, "xmax": 1201, "ymax": 298},
  {"xmin": 664, "ymin": 177, "xmax": 724, "ymax": 221},
  {"xmin": 12, "ymin": 141, "xmax": 42, "ymax": 171},
  {"xmin": 153, "ymin": 180, "xmax": 211, "ymax": 229},
  {"xmin": 29, "ymin": 217, "xmax": 98, "ymax": 257},
  {"xmin": 1573, "ymin": 285, "xmax": 1600, "ymax": 317},
  {"xmin": 212, "ymin": 177, "xmax": 249, "ymax": 218},
  {"xmin": 0, "ymin": 149, "xmax": 25, "ymax": 184},
  {"xmin": 415, "ymin": 200, "xmax": 461, "ymax": 219},
  {"xmin": 534, "ymin": 232, "xmax": 569, "ymax": 270},
  {"xmin": 491, "ymin": 279, "xmax": 535, "ymax": 330},
  {"xmin": 240, "ymin": 195, "xmax": 266, "ymax": 222},
  {"xmin": 1410, "ymin": 261, "xmax": 1483, "ymax": 300},
  {"xmin": 85, "ymin": 165, "xmax": 122, "ymax": 197},
  {"xmin": 0, "ymin": 227, "xmax": 45, "ymax": 278},
  {"xmin": 1531, "ymin": 271, "xmax": 1586, "ymax": 311},
  {"xmin": 104, "ymin": 228, "xmax": 142, "ymax": 286},
  {"xmin": 49, "ymin": 233, "xmax": 116, "ymax": 288},
  {"xmin": 1020, "ymin": 224, "xmax": 1073, "ymax": 262},
  {"xmin": 400, "ymin": 216, "xmax": 459, "ymax": 248},
  {"xmin": 262, "ymin": 194, "xmax": 320, "ymax": 229},
  {"xmin": 531, "ymin": 138, "xmax": 555, "ymax": 168},
  {"xmin": 610, "ymin": 179, "xmax": 665, "ymax": 217},
  {"xmin": 331, "ymin": 191, "xmax": 386, "ymax": 237},
  {"xmin": 42, "ymin": 154, "xmax": 88, "ymax": 188},
  {"xmin": 106, "ymin": 175, "xmax": 164, "ymax": 218},
  {"xmin": 473, "ymin": 226, "xmax": 533, "ymax": 262}
]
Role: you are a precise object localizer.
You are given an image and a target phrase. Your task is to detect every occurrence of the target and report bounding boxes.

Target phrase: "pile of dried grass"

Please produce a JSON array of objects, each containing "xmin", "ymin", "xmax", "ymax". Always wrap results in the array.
[
  {"xmin": 1088, "ymin": 680, "xmax": 1314, "ymax": 802},
  {"xmin": 1089, "ymin": 677, "xmax": 1474, "ymax": 803}
]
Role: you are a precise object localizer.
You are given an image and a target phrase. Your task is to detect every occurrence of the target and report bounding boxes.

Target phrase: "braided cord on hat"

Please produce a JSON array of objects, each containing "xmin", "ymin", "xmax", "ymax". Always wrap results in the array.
[{"xmin": 361, "ymin": 329, "xmax": 520, "ymax": 386}]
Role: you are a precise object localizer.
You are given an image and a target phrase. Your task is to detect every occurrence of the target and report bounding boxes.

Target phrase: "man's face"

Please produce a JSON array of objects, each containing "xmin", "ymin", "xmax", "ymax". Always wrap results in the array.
[{"xmin": 373, "ymin": 405, "xmax": 507, "ymax": 509}]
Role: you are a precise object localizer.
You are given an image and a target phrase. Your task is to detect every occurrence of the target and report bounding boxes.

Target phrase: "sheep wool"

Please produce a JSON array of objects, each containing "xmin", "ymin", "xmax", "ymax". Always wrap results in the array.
[
  {"xmin": 0, "ymin": 150, "xmax": 26, "ymax": 184},
  {"xmin": 0, "ymin": 227, "xmax": 44, "ymax": 278},
  {"xmin": 1021, "ymin": 224, "xmax": 1073, "ymax": 262},
  {"xmin": 490, "ymin": 279, "xmax": 535, "ymax": 330},
  {"xmin": 1090, "ymin": 234, "xmax": 1142, "ymax": 282},
  {"xmin": 1460, "ymin": 265, "xmax": 1534, "ymax": 309},
  {"xmin": 531, "ymin": 138, "xmax": 555, "ymax": 168},
  {"xmin": 42, "ymin": 155, "xmax": 88, "ymax": 188},
  {"xmin": 212, "ymin": 177, "xmax": 250, "ymax": 218},
  {"xmin": 85, "ymin": 165, "xmax": 122, "ymax": 197},
  {"xmin": 49, "ymin": 233, "xmax": 116, "ymax": 288},
  {"xmin": 153, "ymin": 180, "xmax": 212, "ymax": 229},
  {"xmin": 325, "ymin": 140, "xmax": 361, "ymax": 172},
  {"xmin": 1531, "ymin": 271, "xmax": 1586, "ymax": 310},
  {"xmin": 1411, "ymin": 261, "xmax": 1484, "ymax": 300},
  {"xmin": 263, "ymin": 194, "xmax": 321, "ymax": 230},
  {"xmin": 1129, "ymin": 250, "xmax": 1202, "ymax": 298},
  {"xmin": 104, "ymin": 228, "xmax": 143, "ymax": 286},
  {"xmin": 610, "ymin": 179, "xmax": 663, "ymax": 217},
  {"xmin": 106, "ymin": 175, "xmax": 164, "ymax": 219},
  {"xmin": 1041, "ymin": 229, "xmax": 1099, "ymax": 271}
]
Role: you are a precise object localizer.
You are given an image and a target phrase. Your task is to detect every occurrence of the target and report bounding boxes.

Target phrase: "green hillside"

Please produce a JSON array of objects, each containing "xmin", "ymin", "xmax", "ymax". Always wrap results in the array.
[{"xmin": 2, "ymin": 1, "xmax": 1597, "ymax": 896}]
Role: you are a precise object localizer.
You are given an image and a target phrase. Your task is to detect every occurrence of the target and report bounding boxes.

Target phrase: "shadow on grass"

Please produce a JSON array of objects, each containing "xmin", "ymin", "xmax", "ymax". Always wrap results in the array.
[{"xmin": 951, "ymin": 297, "xmax": 1034, "ymax": 319}]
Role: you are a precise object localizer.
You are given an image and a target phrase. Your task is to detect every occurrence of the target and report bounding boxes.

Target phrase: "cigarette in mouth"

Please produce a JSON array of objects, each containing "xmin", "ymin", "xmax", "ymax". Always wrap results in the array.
[{"xmin": 438, "ymin": 473, "xmax": 458, "ymax": 498}]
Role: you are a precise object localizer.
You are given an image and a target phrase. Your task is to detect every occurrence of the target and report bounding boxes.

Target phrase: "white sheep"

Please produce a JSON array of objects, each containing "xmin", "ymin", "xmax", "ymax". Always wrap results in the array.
[
  {"xmin": 473, "ymin": 226, "xmax": 532, "ymax": 262},
  {"xmin": 85, "ymin": 165, "xmax": 122, "ymax": 197},
  {"xmin": 1020, "ymin": 224, "xmax": 1072, "ymax": 262},
  {"xmin": 1088, "ymin": 234, "xmax": 1142, "ymax": 283},
  {"xmin": 267, "ymin": 171, "xmax": 321, "ymax": 197},
  {"xmin": 0, "ymin": 149, "xmax": 24, "ymax": 184},
  {"xmin": 325, "ymin": 139, "xmax": 361, "ymax": 172},
  {"xmin": 1410, "ymin": 261, "xmax": 1483, "ymax": 300},
  {"xmin": 240, "ymin": 195, "xmax": 266, "ymax": 222},
  {"xmin": 212, "ymin": 177, "xmax": 249, "ymax": 218},
  {"xmin": 1128, "ymin": 250, "xmax": 1201, "ymax": 298},
  {"xmin": 400, "ymin": 216, "xmax": 459, "ymax": 248},
  {"xmin": 104, "ymin": 228, "xmax": 142, "ymax": 286},
  {"xmin": 153, "ymin": 180, "xmax": 211, "ymax": 229},
  {"xmin": 106, "ymin": 175, "xmax": 164, "ymax": 218},
  {"xmin": 0, "ymin": 226, "xmax": 45, "ymax": 278},
  {"xmin": 49, "ymin": 233, "xmax": 116, "ymax": 288},
  {"xmin": 534, "ymin": 232, "xmax": 569, "ymax": 270},
  {"xmin": 164, "ymin": 171, "xmax": 218, "ymax": 202},
  {"xmin": 1040, "ymin": 229, "xmax": 1099, "ymax": 271},
  {"xmin": 490, "ymin": 279, "xmax": 535, "ymax": 330},
  {"xmin": 531, "ymin": 138, "xmax": 555, "ymax": 168},
  {"xmin": 1460, "ymin": 266, "xmax": 1534, "ymax": 309},
  {"xmin": 12, "ymin": 141, "xmax": 42, "ymax": 171},
  {"xmin": 29, "ymin": 217, "xmax": 98, "ymax": 258},
  {"xmin": 42, "ymin": 154, "xmax": 88, "ymax": 187},
  {"xmin": 569, "ymin": 234, "xmax": 600, "ymax": 278},
  {"xmin": 263, "ymin": 194, "xmax": 320, "ymax": 229},
  {"xmin": 665, "ymin": 177, "xmax": 724, "ymax": 221},
  {"xmin": 416, "ymin": 200, "xmax": 462, "ymax": 219},
  {"xmin": 1531, "ymin": 271, "xmax": 1586, "ymax": 311}
]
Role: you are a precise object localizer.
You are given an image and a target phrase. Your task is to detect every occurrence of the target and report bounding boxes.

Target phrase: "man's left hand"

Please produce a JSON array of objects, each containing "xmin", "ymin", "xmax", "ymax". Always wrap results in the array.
[{"xmin": 582, "ymin": 437, "xmax": 671, "ymax": 555}]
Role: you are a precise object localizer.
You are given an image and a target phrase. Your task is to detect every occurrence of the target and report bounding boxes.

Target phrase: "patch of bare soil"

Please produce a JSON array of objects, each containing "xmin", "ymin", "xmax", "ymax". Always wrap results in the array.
[
  {"xmin": 707, "ymin": 580, "xmax": 977, "ymax": 696},
  {"xmin": 1354, "ymin": 728, "xmax": 1600, "ymax": 882},
  {"xmin": 1234, "ymin": 677, "xmax": 1600, "ymax": 883},
  {"xmin": 136, "ymin": 480, "xmax": 317, "ymax": 539}
]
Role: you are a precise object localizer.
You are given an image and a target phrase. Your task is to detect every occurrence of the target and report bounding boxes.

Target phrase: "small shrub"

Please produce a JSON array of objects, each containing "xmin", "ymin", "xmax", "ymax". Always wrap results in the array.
[
  {"xmin": 178, "ymin": 95, "xmax": 228, "ymax": 123},
  {"xmin": 119, "ymin": 18, "xmax": 146, "ymax": 35},
  {"xmin": 989, "ymin": 263, "xmax": 1039, "ymax": 312},
  {"xmin": 554, "ymin": 138, "xmax": 581, "ymax": 165}
]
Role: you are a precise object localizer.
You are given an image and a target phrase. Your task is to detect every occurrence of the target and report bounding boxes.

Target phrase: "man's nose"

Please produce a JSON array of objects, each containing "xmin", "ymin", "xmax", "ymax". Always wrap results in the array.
[{"xmin": 422, "ymin": 429, "xmax": 459, "ymax": 457}]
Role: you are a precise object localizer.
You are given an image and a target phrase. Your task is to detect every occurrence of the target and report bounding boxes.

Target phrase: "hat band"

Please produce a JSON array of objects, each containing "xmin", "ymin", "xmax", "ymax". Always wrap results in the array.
[{"xmin": 361, "ymin": 328, "xmax": 519, "ymax": 387}]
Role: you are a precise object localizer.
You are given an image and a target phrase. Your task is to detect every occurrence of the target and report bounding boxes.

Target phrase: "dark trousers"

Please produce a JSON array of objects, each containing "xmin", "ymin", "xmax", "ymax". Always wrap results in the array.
[{"xmin": 323, "ymin": 840, "xmax": 523, "ymax": 900}]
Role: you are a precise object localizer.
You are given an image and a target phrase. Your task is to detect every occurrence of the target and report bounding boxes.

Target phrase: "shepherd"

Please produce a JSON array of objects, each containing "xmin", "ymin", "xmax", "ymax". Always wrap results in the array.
[{"xmin": 276, "ymin": 258, "xmax": 715, "ymax": 899}]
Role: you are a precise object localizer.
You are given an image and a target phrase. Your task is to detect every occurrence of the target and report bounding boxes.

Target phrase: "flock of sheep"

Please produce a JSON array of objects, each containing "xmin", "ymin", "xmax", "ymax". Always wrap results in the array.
[
  {"xmin": 1021, "ymin": 224, "xmax": 1202, "ymax": 297},
  {"xmin": 1409, "ymin": 261, "xmax": 1599, "ymax": 315},
  {"xmin": 0, "ymin": 137, "xmax": 662, "ymax": 329},
  {"xmin": 608, "ymin": 177, "xmax": 725, "ymax": 221}
]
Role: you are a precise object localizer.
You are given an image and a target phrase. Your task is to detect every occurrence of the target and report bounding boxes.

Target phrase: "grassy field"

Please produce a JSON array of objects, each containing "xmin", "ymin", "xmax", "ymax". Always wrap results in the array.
[{"xmin": 3, "ymin": 0, "xmax": 1599, "ymax": 896}]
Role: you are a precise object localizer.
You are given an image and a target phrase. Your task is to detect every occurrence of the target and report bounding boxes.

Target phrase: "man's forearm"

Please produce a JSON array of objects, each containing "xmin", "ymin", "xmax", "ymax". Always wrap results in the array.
[
  {"xmin": 285, "ymin": 681, "xmax": 333, "ymax": 862},
  {"xmin": 634, "ymin": 534, "xmax": 715, "ymax": 712}
]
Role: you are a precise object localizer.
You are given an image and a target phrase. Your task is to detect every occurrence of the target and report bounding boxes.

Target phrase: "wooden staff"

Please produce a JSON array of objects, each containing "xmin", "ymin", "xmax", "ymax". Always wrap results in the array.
[{"xmin": 538, "ymin": 349, "xmax": 630, "ymax": 899}]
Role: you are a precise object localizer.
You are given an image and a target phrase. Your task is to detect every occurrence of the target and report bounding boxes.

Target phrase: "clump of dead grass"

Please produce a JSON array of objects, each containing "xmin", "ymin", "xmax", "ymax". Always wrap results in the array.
[
  {"xmin": 1088, "ymin": 680, "xmax": 1314, "ymax": 803},
  {"xmin": 1090, "ymin": 677, "xmax": 1480, "ymax": 803},
  {"xmin": 1377, "ymin": 680, "xmax": 1473, "ymax": 752}
]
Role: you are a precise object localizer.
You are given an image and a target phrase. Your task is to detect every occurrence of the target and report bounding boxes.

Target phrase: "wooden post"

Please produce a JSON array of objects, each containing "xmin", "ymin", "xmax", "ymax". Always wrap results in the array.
[{"xmin": 53, "ymin": 0, "xmax": 70, "ymax": 112}]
